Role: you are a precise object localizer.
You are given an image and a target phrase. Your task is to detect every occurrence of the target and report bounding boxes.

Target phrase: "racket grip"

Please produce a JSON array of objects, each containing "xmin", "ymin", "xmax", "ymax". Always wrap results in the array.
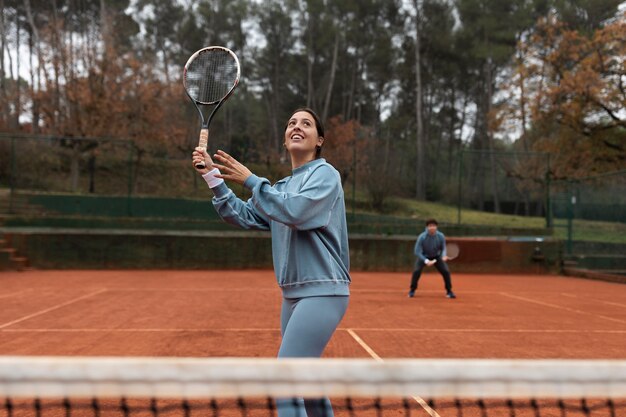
[
  {"xmin": 195, "ymin": 129, "xmax": 209, "ymax": 169},
  {"xmin": 198, "ymin": 128, "xmax": 208, "ymax": 149}
]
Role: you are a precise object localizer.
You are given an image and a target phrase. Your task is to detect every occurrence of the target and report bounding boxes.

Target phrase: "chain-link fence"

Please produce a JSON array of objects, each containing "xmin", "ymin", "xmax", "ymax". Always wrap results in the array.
[
  {"xmin": 0, "ymin": 134, "xmax": 230, "ymax": 198},
  {"xmin": 1, "ymin": 134, "xmax": 134, "ymax": 198},
  {"xmin": 2, "ymin": 136, "xmax": 623, "ymax": 244},
  {"xmin": 552, "ymin": 170, "xmax": 626, "ymax": 222},
  {"xmin": 455, "ymin": 150, "xmax": 552, "ymax": 226},
  {"xmin": 551, "ymin": 170, "xmax": 626, "ymax": 254},
  {"xmin": 0, "ymin": 134, "xmax": 268, "ymax": 218}
]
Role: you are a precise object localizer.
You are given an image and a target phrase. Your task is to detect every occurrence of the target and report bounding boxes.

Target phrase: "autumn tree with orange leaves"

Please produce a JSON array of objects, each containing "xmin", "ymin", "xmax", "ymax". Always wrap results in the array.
[
  {"xmin": 493, "ymin": 14, "xmax": 625, "ymax": 179},
  {"xmin": 2, "ymin": 1, "xmax": 623, "ymax": 210},
  {"xmin": 323, "ymin": 117, "xmax": 367, "ymax": 186}
]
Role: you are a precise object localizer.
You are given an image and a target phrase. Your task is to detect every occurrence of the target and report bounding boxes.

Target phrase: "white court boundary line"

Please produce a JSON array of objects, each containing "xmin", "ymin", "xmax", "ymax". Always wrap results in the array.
[
  {"xmin": 0, "ymin": 328, "xmax": 282, "ymax": 332},
  {"xmin": 560, "ymin": 293, "xmax": 626, "ymax": 309},
  {"xmin": 342, "ymin": 328, "xmax": 626, "ymax": 333},
  {"xmin": 0, "ymin": 290, "xmax": 107, "ymax": 329},
  {"xmin": 346, "ymin": 329, "xmax": 441, "ymax": 417},
  {"xmin": 1, "ymin": 327, "xmax": 624, "ymax": 334},
  {"xmin": 99, "ymin": 288, "xmax": 278, "ymax": 292},
  {"xmin": 0, "ymin": 288, "xmax": 497, "ymax": 294},
  {"xmin": 0, "ymin": 290, "xmax": 31, "ymax": 299},
  {"xmin": 500, "ymin": 292, "xmax": 626, "ymax": 324}
]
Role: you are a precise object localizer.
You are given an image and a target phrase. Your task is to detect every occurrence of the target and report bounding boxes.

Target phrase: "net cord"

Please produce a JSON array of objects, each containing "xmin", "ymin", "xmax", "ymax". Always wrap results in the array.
[{"xmin": 1, "ymin": 357, "xmax": 625, "ymax": 400}]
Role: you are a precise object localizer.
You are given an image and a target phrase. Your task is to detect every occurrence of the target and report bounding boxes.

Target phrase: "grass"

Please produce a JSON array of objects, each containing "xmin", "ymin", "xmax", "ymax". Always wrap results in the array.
[
  {"xmin": 552, "ymin": 219, "xmax": 626, "ymax": 244},
  {"xmin": 347, "ymin": 192, "xmax": 625, "ymax": 244},
  {"xmin": 2, "ymin": 186, "xmax": 624, "ymax": 244}
]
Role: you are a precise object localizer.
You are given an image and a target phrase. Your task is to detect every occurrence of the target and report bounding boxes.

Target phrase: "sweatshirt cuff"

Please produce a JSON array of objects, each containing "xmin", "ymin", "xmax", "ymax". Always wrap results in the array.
[
  {"xmin": 202, "ymin": 168, "xmax": 224, "ymax": 188},
  {"xmin": 210, "ymin": 182, "xmax": 230, "ymax": 198},
  {"xmin": 243, "ymin": 174, "xmax": 262, "ymax": 190}
]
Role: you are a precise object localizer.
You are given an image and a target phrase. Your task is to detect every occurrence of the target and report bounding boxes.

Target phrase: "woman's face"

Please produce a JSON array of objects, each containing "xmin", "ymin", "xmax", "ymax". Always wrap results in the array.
[{"xmin": 284, "ymin": 111, "xmax": 323, "ymax": 156}]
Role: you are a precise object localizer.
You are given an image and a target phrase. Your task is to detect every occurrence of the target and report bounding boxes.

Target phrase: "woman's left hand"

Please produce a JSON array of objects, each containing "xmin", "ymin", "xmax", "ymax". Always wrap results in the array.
[{"xmin": 212, "ymin": 150, "xmax": 253, "ymax": 186}]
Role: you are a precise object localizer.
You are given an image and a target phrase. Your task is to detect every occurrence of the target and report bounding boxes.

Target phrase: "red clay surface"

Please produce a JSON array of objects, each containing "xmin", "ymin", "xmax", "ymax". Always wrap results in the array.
[
  {"xmin": 1, "ymin": 270, "xmax": 624, "ymax": 359},
  {"xmin": 1, "ymin": 270, "xmax": 625, "ymax": 416}
]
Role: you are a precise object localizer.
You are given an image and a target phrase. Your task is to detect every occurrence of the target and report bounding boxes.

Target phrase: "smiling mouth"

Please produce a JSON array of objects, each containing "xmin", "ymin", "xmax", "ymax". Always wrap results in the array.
[{"xmin": 291, "ymin": 134, "xmax": 304, "ymax": 141}]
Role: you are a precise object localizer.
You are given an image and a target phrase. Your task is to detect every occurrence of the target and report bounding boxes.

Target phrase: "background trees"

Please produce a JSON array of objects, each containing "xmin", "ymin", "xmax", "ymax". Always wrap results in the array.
[{"xmin": 1, "ymin": 0, "xmax": 623, "ymax": 210}]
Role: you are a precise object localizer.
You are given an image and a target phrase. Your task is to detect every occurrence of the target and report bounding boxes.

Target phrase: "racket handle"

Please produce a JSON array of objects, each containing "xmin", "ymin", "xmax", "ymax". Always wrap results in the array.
[{"xmin": 195, "ymin": 128, "xmax": 209, "ymax": 169}]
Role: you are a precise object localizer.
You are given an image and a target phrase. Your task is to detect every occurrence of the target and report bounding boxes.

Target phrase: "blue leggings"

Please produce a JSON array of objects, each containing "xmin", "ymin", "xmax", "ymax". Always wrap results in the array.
[{"xmin": 277, "ymin": 296, "xmax": 349, "ymax": 417}]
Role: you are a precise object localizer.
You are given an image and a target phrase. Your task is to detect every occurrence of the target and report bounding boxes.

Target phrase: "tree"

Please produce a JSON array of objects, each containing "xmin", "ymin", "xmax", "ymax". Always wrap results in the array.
[
  {"xmin": 135, "ymin": 0, "xmax": 186, "ymax": 84},
  {"xmin": 323, "ymin": 116, "xmax": 365, "ymax": 186},
  {"xmin": 498, "ymin": 14, "xmax": 626, "ymax": 178},
  {"xmin": 3, "ymin": 0, "xmax": 622, "ymax": 208},
  {"xmin": 250, "ymin": 0, "xmax": 298, "ymax": 154},
  {"xmin": 553, "ymin": 0, "xmax": 623, "ymax": 34},
  {"xmin": 455, "ymin": 0, "xmax": 552, "ymax": 212},
  {"xmin": 411, "ymin": 0, "xmax": 426, "ymax": 200},
  {"xmin": 0, "ymin": 0, "xmax": 22, "ymax": 130}
]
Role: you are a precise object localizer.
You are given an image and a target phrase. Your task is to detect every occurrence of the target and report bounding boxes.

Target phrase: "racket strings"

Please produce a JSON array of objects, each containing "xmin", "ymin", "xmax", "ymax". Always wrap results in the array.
[
  {"xmin": 446, "ymin": 243, "xmax": 460, "ymax": 259},
  {"xmin": 185, "ymin": 50, "xmax": 239, "ymax": 104}
]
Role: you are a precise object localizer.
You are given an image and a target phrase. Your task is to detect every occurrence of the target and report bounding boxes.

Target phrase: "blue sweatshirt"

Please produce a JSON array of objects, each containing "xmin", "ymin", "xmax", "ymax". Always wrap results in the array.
[
  {"xmin": 414, "ymin": 228, "xmax": 447, "ymax": 261},
  {"xmin": 210, "ymin": 158, "xmax": 350, "ymax": 298}
]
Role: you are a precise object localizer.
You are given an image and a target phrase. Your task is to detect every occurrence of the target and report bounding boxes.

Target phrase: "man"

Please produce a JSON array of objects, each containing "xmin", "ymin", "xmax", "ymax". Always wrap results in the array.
[{"xmin": 408, "ymin": 218, "xmax": 456, "ymax": 299}]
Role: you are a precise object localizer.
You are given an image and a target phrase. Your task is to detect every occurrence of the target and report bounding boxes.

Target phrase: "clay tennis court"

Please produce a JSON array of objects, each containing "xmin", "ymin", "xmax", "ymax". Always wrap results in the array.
[
  {"xmin": 1, "ymin": 270, "xmax": 624, "ymax": 359},
  {"xmin": 1, "ymin": 269, "xmax": 625, "ymax": 417}
]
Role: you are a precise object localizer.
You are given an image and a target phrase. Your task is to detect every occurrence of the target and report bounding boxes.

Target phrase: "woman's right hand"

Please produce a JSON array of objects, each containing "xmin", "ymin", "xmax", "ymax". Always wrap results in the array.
[{"xmin": 192, "ymin": 147, "xmax": 214, "ymax": 174}]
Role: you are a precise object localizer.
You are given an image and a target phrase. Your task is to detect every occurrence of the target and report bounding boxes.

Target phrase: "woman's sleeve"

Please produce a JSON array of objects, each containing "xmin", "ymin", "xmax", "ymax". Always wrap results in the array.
[
  {"xmin": 244, "ymin": 165, "xmax": 341, "ymax": 230},
  {"xmin": 211, "ymin": 183, "xmax": 271, "ymax": 231}
]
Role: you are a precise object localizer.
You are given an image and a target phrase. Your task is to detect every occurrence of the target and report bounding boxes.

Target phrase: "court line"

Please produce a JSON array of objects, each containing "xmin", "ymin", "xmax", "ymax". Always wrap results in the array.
[
  {"xmin": 6, "ymin": 288, "xmax": 514, "ymax": 298},
  {"xmin": 30, "ymin": 288, "xmax": 279, "ymax": 292},
  {"xmin": 560, "ymin": 293, "xmax": 626, "ymax": 309},
  {"xmin": 342, "ymin": 328, "xmax": 626, "ymax": 333},
  {"xmin": 119, "ymin": 288, "xmax": 277, "ymax": 292},
  {"xmin": 346, "ymin": 329, "xmax": 441, "ymax": 417},
  {"xmin": 0, "ymin": 328, "xmax": 281, "ymax": 332},
  {"xmin": 2, "ymin": 328, "xmax": 624, "ymax": 334},
  {"xmin": 349, "ymin": 289, "xmax": 496, "ymax": 294},
  {"xmin": 24, "ymin": 288, "xmax": 498, "ymax": 294},
  {"xmin": 500, "ymin": 292, "xmax": 626, "ymax": 324},
  {"xmin": 0, "ymin": 290, "xmax": 31, "ymax": 299},
  {"xmin": 0, "ymin": 290, "xmax": 108, "ymax": 329}
]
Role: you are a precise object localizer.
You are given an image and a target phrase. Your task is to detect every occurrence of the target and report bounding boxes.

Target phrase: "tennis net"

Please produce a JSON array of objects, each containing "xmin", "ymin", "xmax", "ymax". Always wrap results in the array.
[{"xmin": 1, "ymin": 356, "xmax": 625, "ymax": 416}]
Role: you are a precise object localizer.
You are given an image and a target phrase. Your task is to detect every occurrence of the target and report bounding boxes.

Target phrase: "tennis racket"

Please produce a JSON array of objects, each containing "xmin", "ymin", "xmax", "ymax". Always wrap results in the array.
[
  {"xmin": 183, "ymin": 46, "xmax": 240, "ymax": 169},
  {"xmin": 445, "ymin": 243, "xmax": 460, "ymax": 261}
]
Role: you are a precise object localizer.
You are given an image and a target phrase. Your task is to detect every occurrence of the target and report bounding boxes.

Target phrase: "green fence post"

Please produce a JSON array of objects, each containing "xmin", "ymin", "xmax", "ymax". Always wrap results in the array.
[
  {"xmin": 457, "ymin": 150, "xmax": 463, "ymax": 225},
  {"xmin": 352, "ymin": 132, "xmax": 356, "ymax": 222},
  {"xmin": 126, "ymin": 143, "xmax": 134, "ymax": 217},
  {"xmin": 566, "ymin": 182, "xmax": 575, "ymax": 255},
  {"xmin": 545, "ymin": 153, "xmax": 552, "ymax": 228},
  {"xmin": 9, "ymin": 137, "xmax": 15, "ymax": 214}
]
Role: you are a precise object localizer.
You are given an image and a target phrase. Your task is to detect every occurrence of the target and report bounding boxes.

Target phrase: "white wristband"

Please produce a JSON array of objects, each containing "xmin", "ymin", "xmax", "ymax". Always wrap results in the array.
[{"xmin": 202, "ymin": 168, "xmax": 224, "ymax": 188}]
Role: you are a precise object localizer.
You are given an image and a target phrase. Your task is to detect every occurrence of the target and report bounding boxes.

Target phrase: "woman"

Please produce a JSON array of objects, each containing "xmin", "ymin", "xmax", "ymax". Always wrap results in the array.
[{"xmin": 192, "ymin": 108, "xmax": 350, "ymax": 417}]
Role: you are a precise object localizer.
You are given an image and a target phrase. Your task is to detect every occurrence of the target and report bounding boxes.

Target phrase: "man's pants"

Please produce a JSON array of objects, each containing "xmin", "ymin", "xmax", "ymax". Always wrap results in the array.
[{"xmin": 409, "ymin": 257, "xmax": 452, "ymax": 292}]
